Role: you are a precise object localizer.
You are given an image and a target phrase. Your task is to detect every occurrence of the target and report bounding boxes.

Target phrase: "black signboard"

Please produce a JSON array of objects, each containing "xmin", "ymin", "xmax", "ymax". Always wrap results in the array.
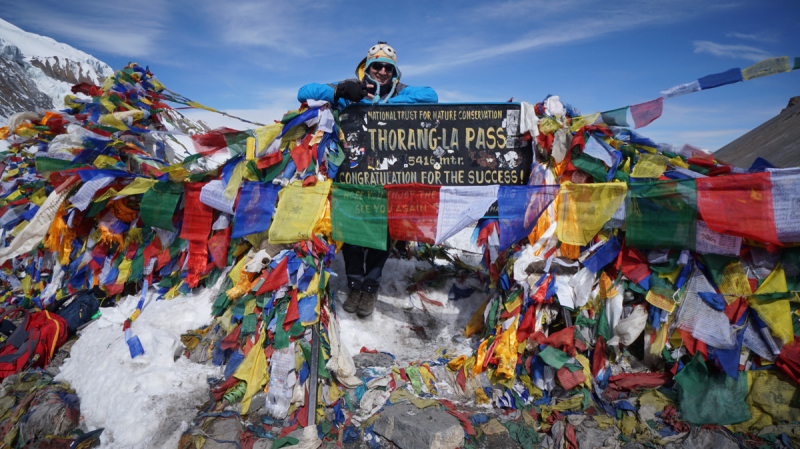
[{"xmin": 336, "ymin": 103, "xmax": 532, "ymax": 186}]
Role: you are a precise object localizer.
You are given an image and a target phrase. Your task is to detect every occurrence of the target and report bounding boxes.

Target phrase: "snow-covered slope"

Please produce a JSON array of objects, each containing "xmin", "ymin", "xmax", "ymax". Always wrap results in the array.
[{"xmin": 0, "ymin": 18, "xmax": 113, "ymax": 125}]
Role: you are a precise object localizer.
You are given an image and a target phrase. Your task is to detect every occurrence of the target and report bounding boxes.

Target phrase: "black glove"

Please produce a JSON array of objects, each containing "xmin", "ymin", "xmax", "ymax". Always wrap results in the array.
[{"xmin": 334, "ymin": 80, "xmax": 367, "ymax": 102}]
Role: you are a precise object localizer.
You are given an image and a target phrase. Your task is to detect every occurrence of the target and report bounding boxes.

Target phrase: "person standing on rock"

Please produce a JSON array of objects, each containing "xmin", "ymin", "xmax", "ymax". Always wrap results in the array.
[{"xmin": 297, "ymin": 42, "xmax": 438, "ymax": 317}]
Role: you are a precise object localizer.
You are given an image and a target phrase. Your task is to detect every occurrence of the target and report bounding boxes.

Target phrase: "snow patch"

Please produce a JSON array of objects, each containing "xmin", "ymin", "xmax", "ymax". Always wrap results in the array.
[{"xmin": 56, "ymin": 278, "xmax": 227, "ymax": 449}]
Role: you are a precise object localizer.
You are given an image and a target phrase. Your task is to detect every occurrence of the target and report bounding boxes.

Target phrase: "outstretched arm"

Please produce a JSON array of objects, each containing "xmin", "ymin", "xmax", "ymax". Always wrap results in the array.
[
  {"xmin": 387, "ymin": 86, "xmax": 438, "ymax": 104},
  {"xmin": 297, "ymin": 83, "xmax": 337, "ymax": 104}
]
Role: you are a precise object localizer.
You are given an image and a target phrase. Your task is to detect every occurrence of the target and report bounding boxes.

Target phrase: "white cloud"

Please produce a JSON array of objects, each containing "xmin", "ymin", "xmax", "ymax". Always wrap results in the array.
[
  {"xmin": 403, "ymin": 1, "xmax": 710, "ymax": 76},
  {"xmin": 199, "ymin": 0, "xmax": 335, "ymax": 55},
  {"xmin": 725, "ymin": 32, "xmax": 777, "ymax": 43},
  {"xmin": 693, "ymin": 40, "xmax": 772, "ymax": 62},
  {"xmin": 0, "ymin": 1, "xmax": 168, "ymax": 57}
]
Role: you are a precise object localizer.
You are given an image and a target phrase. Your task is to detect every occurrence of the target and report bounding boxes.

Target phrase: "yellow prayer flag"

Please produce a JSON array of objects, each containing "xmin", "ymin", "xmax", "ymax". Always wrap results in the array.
[
  {"xmin": 97, "ymin": 178, "xmax": 157, "ymax": 202},
  {"xmin": 556, "ymin": 181, "xmax": 627, "ymax": 246},
  {"xmin": 742, "ymin": 56, "xmax": 790, "ymax": 80},
  {"xmin": 268, "ymin": 180, "xmax": 332, "ymax": 244},
  {"xmin": 630, "ymin": 153, "xmax": 669, "ymax": 178},
  {"xmin": 569, "ymin": 113, "xmax": 600, "ymax": 133},
  {"xmin": 245, "ymin": 137, "xmax": 256, "ymax": 160},
  {"xmin": 719, "ymin": 261, "xmax": 752, "ymax": 297},
  {"xmin": 254, "ymin": 123, "xmax": 283, "ymax": 153},
  {"xmin": 233, "ymin": 330, "xmax": 268, "ymax": 414},
  {"xmin": 115, "ymin": 259, "xmax": 132, "ymax": 285},
  {"xmin": 224, "ymin": 161, "xmax": 246, "ymax": 200}
]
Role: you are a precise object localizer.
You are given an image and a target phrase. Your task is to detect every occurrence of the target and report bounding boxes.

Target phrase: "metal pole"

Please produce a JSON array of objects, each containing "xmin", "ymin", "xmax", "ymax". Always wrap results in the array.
[{"xmin": 307, "ymin": 321, "xmax": 320, "ymax": 426}]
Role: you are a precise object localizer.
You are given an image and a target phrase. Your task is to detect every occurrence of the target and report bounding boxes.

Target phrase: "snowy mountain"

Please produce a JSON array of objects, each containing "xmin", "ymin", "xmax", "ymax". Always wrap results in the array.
[{"xmin": 0, "ymin": 18, "xmax": 113, "ymax": 125}]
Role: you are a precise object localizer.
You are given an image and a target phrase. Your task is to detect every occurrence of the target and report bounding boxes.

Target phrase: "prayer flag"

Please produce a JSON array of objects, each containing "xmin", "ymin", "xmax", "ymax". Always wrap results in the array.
[
  {"xmin": 268, "ymin": 180, "xmax": 332, "ymax": 244},
  {"xmin": 385, "ymin": 184, "xmax": 441, "ymax": 244},
  {"xmin": 180, "ymin": 182, "xmax": 214, "ymax": 241},
  {"xmin": 696, "ymin": 172, "xmax": 779, "ymax": 244},
  {"xmin": 557, "ymin": 182, "xmax": 627, "ymax": 246},
  {"xmin": 697, "ymin": 68, "xmax": 743, "ymax": 90},
  {"xmin": 191, "ymin": 127, "xmax": 240, "ymax": 156},
  {"xmin": 435, "ymin": 186, "xmax": 498, "ymax": 245},
  {"xmin": 140, "ymin": 181, "xmax": 182, "ymax": 232},
  {"xmin": 630, "ymin": 98, "xmax": 663, "ymax": 129},
  {"xmin": 625, "ymin": 179, "xmax": 697, "ymax": 250},
  {"xmin": 331, "ymin": 184, "xmax": 388, "ymax": 251},
  {"xmin": 599, "ymin": 107, "xmax": 629, "ymax": 127},
  {"xmin": 232, "ymin": 182, "xmax": 280, "ymax": 239},
  {"xmin": 498, "ymin": 185, "xmax": 558, "ymax": 250},
  {"xmin": 742, "ymin": 56, "xmax": 790, "ymax": 80}
]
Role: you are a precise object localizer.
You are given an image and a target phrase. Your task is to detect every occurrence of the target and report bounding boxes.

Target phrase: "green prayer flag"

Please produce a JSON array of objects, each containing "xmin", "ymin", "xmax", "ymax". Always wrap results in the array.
[
  {"xmin": 625, "ymin": 179, "xmax": 697, "ymax": 250},
  {"xmin": 273, "ymin": 311, "xmax": 289, "ymax": 349},
  {"xmin": 224, "ymin": 130, "xmax": 254, "ymax": 156},
  {"xmin": 674, "ymin": 353, "xmax": 751, "ymax": 425},
  {"xmin": 596, "ymin": 305, "xmax": 612, "ymax": 341},
  {"xmin": 331, "ymin": 184, "xmax": 388, "ymax": 250},
  {"xmin": 141, "ymin": 181, "xmax": 182, "ymax": 231},
  {"xmin": 35, "ymin": 157, "xmax": 76, "ymax": 174},
  {"xmin": 241, "ymin": 314, "xmax": 258, "ymax": 335},
  {"xmin": 600, "ymin": 107, "xmax": 630, "ymax": 127},
  {"xmin": 263, "ymin": 153, "xmax": 291, "ymax": 182},
  {"xmin": 538, "ymin": 346, "xmax": 570, "ymax": 369}
]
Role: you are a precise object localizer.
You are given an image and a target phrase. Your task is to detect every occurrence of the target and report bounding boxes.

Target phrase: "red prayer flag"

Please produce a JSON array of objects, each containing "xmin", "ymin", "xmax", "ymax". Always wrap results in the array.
[
  {"xmin": 630, "ymin": 97, "xmax": 663, "ymax": 129},
  {"xmin": 256, "ymin": 257, "xmax": 289, "ymax": 295},
  {"xmin": 190, "ymin": 127, "xmax": 240, "ymax": 156},
  {"xmin": 186, "ymin": 240, "xmax": 208, "ymax": 288},
  {"xmin": 290, "ymin": 134, "xmax": 314, "ymax": 173},
  {"xmin": 385, "ymin": 184, "xmax": 440, "ymax": 244},
  {"xmin": 696, "ymin": 173, "xmax": 779, "ymax": 244},
  {"xmin": 557, "ymin": 366, "xmax": 586, "ymax": 390},
  {"xmin": 208, "ymin": 227, "xmax": 231, "ymax": 269},
  {"xmin": 180, "ymin": 182, "xmax": 214, "ymax": 241},
  {"xmin": 284, "ymin": 290, "xmax": 299, "ymax": 330}
]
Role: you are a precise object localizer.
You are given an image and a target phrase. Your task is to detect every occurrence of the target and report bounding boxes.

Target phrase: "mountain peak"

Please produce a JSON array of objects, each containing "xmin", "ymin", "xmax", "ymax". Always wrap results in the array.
[{"xmin": 0, "ymin": 18, "xmax": 113, "ymax": 125}]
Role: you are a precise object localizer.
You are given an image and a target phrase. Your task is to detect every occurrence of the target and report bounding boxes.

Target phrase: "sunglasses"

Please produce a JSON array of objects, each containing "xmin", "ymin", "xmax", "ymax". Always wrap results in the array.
[{"xmin": 370, "ymin": 63, "xmax": 394, "ymax": 72}]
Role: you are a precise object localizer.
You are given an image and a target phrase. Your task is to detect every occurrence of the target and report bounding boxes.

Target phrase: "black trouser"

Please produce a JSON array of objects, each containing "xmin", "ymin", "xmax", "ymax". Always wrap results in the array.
[{"xmin": 342, "ymin": 243, "xmax": 390, "ymax": 294}]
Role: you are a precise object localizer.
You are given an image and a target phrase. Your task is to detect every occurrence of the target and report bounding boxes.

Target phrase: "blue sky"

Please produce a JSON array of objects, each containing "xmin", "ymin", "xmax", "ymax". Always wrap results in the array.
[{"xmin": 1, "ymin": 0, "xmax": 797, "ymax": 151}]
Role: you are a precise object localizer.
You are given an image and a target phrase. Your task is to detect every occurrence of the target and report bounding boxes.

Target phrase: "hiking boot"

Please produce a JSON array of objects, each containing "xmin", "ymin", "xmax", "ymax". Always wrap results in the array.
[
  {"xmin": 343, "ymin": 289, "xmax": 362, "ymax": 313},
  {"xmin": 357, "ymin": 290, "xmax": 377, "ymax": 318}
]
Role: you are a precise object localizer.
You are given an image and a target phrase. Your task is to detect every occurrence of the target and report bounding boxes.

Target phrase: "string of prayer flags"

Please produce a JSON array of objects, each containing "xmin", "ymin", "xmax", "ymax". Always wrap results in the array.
[
  {"xmin": 385, "ymin": 184, "xmax": 440, "ymax": 244},
  {"xmin": 331, "ymin": 184, "xmax": 388, "ymax": 251}
]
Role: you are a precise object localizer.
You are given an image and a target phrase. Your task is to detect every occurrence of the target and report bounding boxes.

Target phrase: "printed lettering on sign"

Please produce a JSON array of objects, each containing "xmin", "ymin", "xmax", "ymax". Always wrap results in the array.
[{"xmin": 337, "ymin": 103, "xmax": 532, "ymax": 186}]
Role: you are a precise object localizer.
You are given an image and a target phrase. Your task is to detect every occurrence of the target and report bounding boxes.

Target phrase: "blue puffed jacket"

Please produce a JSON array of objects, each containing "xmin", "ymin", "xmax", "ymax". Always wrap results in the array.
[{"xmin": 297, "ymin": 78, "xmax": 438, "ymax": 109}]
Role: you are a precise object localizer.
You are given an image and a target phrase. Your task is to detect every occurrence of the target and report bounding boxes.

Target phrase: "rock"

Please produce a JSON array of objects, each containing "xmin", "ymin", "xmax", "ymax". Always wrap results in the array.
[
  {"xmin": 252, "ymin": 439, "xmax": 273, "ymax": 449},
  {"xmin": 352, "ymin": 352, "xmax": 394, "ymax": 368},
  {"xmin": 203, "ymin": 417, "xmax": 244, "ymax": 449},
  {"xmin": 373, "ymin": 403, "xmax": 464, "ymax": 449},
  {"xmin": 566, "ymin": 414, "xmax": 586, "ymax": 426},
  {"xmin": 575, "ymin": 426, "xmax": 619, "ymax": 449},
  {"xmin": 248, "ymin": 392, "xmax": 267, "ymax": 413},
  {"xmin": 665, "ymin": 428, "xmax": 738, "ymax": 449}
]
